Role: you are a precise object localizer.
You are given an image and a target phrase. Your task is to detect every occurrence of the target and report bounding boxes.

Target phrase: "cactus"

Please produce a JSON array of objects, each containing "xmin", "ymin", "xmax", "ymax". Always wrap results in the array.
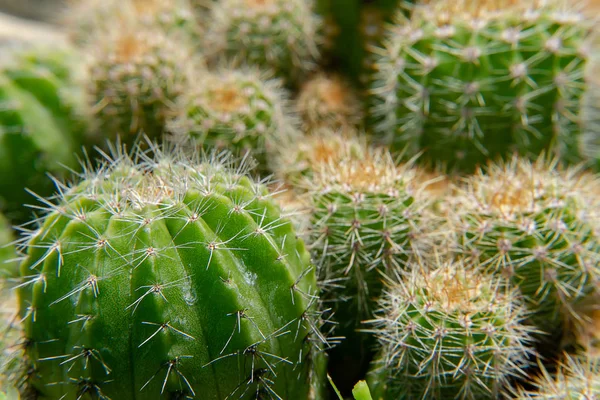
[
  {"xmin": 513, "ymin": 353, "xmax": 600, "ymax": 399},
  {"xmin": 368, "ymin": 0, "xmax": 595, "ymax": 171},
  {"xmin": 297, "ymin": 74, "xmax": 363, "ymax": 132},
  {"xmin": 447, "ymin": 156, "xmax": 600, "ymax": 335},
  {"xmin": 366, "ymin": 258, "xmax": 535, "ymax": 400},
  {"xmin": 167, "ymin": 67, "xmax": 298, "ymax": 170},
  {"xmin": 0, "ymin": 47, "xmax": 87, "ymax": 223},
  {"xmin": 204, "ymin": 0, "xmax": 321, "ymax": 86},
  {"xmin": 0, "ymin": 213, "xmax": 17, "ymax": 279},
  {"xmin": 15, "ymin": 142, "xmax": 328, "ymax": 399},
  {"xmin": 87, "ymin": 27, "xmax": 195, "ymax": 143}
]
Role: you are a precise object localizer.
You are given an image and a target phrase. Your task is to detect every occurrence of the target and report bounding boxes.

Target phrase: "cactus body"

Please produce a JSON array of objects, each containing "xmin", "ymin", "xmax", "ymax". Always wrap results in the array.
[
  {"xmin": 204, "ymin": 0, "xmax": 321, "ymax": 86},
  {"xmin": 369, "ymin": 1, "xmax": 594, "ymax": 171},
  {"xmin": 168, "ymin": 68, "xmax": 298, "ymax": 170},
  {"xmin": 87, "ymin": 29, "xmax": 194, "ymax": 143},
  {"xmin": 448, "ymin": 157, "xmax": 600, "ymax": 334},
  {"xmin": 366, "ymin": 260, "xmax": 534, "ymax": 400},
  {"xmin": 16, "ymin": 144, "xmax": 326, "ymax": 399},
  {"xmin": 0, "ymin": 213, "xmax": 17, "ymax": 278},
  {"xmin": 0, "ymin": 48, "xmax": 86, "ymax": 223}
]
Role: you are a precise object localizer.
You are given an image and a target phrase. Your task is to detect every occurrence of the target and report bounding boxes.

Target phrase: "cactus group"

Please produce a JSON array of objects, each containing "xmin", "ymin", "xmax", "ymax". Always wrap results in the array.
[{"xmin": 16, "ymin": 144, "xmax": 327, "ymax": 399}]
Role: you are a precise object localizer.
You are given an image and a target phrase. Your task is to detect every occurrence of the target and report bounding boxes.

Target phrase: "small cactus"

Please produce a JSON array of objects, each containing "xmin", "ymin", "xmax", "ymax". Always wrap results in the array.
[
  {"xmin": 167, "ymin": 67, "xmax": 298, "ymax": 170},
  {"xmin": 447, "ymin": 156, "xmax": 600, "ymax": 334},
  {"xmin": 366, "ymin": 258, "xmax": 535, "ymax": 400},
  {"xmin": 0, "ymin": 47, "xmax": 87, "ymax": 223},
  {"xmin": 369, "ymin": 0, "xmax": 596, "ymax": 171},
  {"xmin": 204, "ymin": 0, "xmax": 321, "ymax": 86},
  {"xmin": 15, "ymin": 142, "xmax": 327, "ymax": 399},
  {"xmin": 87, "ymin": 27, "xmax": 195, "ymax": 143}
]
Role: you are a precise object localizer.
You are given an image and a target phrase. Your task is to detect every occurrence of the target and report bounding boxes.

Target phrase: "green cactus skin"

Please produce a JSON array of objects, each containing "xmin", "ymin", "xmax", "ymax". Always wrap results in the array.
[
  {"xmin": 368, "ymin": 1, "xmax": 595, "ymax": 172},
  {"xmin": 447, "ymin": 156, "xmax": 600, "ymax": 335},
  {"xmin": 0, "ymin": 213, "xmax": 17, "ymax": 279},
  {"xmin": 168, "ymin": 68, "xmax": 299, "ymax": 171},
  {"xmin": 513, "ymin": 353, "xmax": 599, "ymax": 399},
  {"xmin": 0, "ymin": 47, "xmax": 87, "ymax": 223},
  {"xmin": 87, "ymin": 28, "xmax": 195, "ymax": 144},
  {"xmin": 366, "ymin": 259, "xmax": 535, "ymax": 400},
  {"xmin": 15, "ymin": 143, "xmax": 328, "ymax": 399},
  {"xmin": 204, "ymin": 0, "xmax": 321, "ymax": 86}
]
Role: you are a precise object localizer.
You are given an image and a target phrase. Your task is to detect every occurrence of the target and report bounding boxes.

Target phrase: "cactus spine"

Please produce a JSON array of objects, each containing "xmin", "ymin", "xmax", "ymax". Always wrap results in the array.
[
  {"xmin": 366, "ymin": 259, "xmax": 535, "ymax": 399},
  {"xmin": 369, "ymin": 0, "xmax": 595, "ymax": 171},
  {"xmin": 16, "ymin": 143, "xmax": 327, "ymax": 399}
]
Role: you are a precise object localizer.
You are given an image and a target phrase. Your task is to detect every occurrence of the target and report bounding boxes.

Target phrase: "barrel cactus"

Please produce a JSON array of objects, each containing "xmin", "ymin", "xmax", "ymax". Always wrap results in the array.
[
  {"xmin": 366, "ymin": 259, "xmax": 535, "ymax": 400},
  {"xmin": 369, "ymin": 0, "xmax": 596, "ymax": 171},
  {"xmin": 168, "ymin": 67, "xmax": 298, "ymax": 170},
  {"xmin": 0, "ymin": 47, "xmax": 87, "ymax": 223},
  {"xmin": 204, "ymin": 0, "xmax": 321, "ymax": 85},
  {"xmin": 447, "ymin": 156, "xmax": 600, "ymax": 335},
  {"xmin": 15, "ymin": 143, "xmax": 327, "ymax": 399}
]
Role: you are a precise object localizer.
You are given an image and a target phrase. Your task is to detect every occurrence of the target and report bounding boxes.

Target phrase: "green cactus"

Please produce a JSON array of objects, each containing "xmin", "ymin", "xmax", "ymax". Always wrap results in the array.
[
  {"xmin": 204, "ymin": 0, "xmax": 321, "ymax": 86},
  {"xmin": 512, "ymin": 353, "xmax": 599, "ymax": 399},
  {"xmin": 15, "ymin": 142, "xmax": 328, "ymax": 399},
  {"xmin": 87, "ymin": 27, "xmax": 195, "ymax": 144},
  {"xmin": 447, "ymin": 156, "xmax": 600, "ymax": 335},
  {"xmin": 167, "ymin": 67, "xmax": 299, "ymax": 170},
  {"xmin": 366, "ymin": 258, "xmax": 535, "ymax": 400},
  {"xmin": 0, "ymin": 47, "xmax": 87, "ymax": 223},
  {"xmin": 0, "ymin": 213, "xmax": 17, "ymax": 279},
  {"xmin": 368, "ymin": 0, "xmax": 595, "ymax": 171}
]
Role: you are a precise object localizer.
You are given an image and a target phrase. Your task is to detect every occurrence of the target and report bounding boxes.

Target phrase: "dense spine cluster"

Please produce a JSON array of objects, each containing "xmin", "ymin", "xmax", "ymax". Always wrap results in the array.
[
  {"xmin": 366, "ymin": 259, "xmax": 535, "ymax": 400},
  {"xmin": 447, "ymin": 157, "xmax": 600, "ymax": 334},
  {"xmin": 369, "ymin": 0, "xmax": 595, "ymax": 171},
  {"xmin": 204, "ymin": 0, "xmax": 321, "ymax": 85},
  {"xmin": 16, "ymin": 143, "xmax": 327, "ymax": 399}
]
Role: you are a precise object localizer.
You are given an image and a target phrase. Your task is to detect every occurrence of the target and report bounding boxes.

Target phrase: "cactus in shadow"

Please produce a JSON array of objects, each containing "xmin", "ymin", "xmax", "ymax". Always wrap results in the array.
[
  {"xmin": 15, "ymin": 141, "xmax": 328, "ymax": 399},
  {"xmin": 447, "ymin": 156, "xmax": 600, "ymax": 337},
  {"xmin": 204, "ymin": 0, "xmax": 321, "ymax": 86},
  {"xmin": 0, "ymin": 46, "xmax": 87, "ymax": 223},
  {"xmin": 366, "ymin": 257, "xmax": 536, "ymax": 400},
  {"xmin": 368, "ymin": 0, "xmax": 596, "ymax": 171}
]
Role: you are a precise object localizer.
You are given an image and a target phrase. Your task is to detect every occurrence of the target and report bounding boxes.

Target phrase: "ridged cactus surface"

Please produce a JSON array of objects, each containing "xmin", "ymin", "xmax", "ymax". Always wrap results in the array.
[
  {"xmin": 16, "ymin": 144, "xmax": 326, "ymax": 399},
  {"xmin": 0, "ymin": 48, "xmax": 86, "ymax": 223},
  {"xmin": 366, "ymin": 260, "xmax": 535, "ymax": 400},
  {"xmin": 369, "ymin": 1, "xmax": 594, "ymax": 171}
]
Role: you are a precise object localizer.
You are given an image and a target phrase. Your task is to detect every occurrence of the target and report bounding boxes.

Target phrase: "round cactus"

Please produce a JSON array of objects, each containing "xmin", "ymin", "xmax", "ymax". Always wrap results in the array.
[
  {"xmin": 297, "ymin": 74, "xmax": 363, "ymax": 132},
  {"xmin": 204, "ymin": 0, "xmax": 321, "ymax": 85},
  {"xmin": 0, "ymin": 46, "xmax": 87, "ymax": 223},
  {"xmin": 167, "ymin": 67, "xmax": 298, "ymax": 170},
  {"xmin": 368, "ymin": 0, "xmax": 596, "ymax": 171},
  {"xmin": 513, "ymin": 353, "xmax": 599, "ymax": 399},
  {"xmin": 15, "ymin": 142, "xmax": 327, "ymax": 399},
  {"xmin": 447, "ymin": 156, "xmax": 600, "ymax": 335},
  {"xmin": 87, "ymin": 27, "xmax": 195, "ymax": 143},
  {"xmin": 366, "ymin": 259, "xmax": 535, "ymax": 400}
]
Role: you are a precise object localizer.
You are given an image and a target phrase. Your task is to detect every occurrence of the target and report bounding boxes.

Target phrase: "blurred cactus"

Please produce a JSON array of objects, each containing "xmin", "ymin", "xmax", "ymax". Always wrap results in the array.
[
  {"xmin": 369, "ymin": 0, "xmax": 596, "ymax": 171},
  {"xmin": 0, "ymin": 213, "xmax": 17, "ymax": 279},
  {"xmin": 366, "ymin": 258, "xmax": 535, "ymax": 399}
]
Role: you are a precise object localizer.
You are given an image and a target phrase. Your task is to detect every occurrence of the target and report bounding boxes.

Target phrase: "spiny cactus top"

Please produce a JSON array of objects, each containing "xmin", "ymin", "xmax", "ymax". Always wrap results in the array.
[
  {"xmin": 16, "ymin": 143, "xmax": 327, "ymax": 399},
  {"xmin": 448, "ymin": 156, "xmax": 600, "ymax": 333},
  {"xmin": 368, "ymin": 0, "xmax": 595, "ymax": 171},
  {"xmin": 204, "ymin": 0, "xmax": 321, "ymax": 85},
  {"xmin": 366, "ymin": 259, "xmax": 535, "ymax": 400},
  {"xmin": 168, "ymin": 67, "xmax": 298, "ymax": 170},
  {"xmin": 513, "ymin": 353, "xmax": 599, "ymax": 399},
  {"xmin": 0, "ymin": 46, "xmax": 87, "ymax": 223},
  {"xmin": 87, "ymin": 27, "xmax": 195, "ymax": 143}
]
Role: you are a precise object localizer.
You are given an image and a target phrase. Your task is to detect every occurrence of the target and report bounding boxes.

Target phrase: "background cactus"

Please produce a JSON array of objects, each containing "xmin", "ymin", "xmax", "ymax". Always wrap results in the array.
[
  {"xmin": 168, "ymin": 67, "xmax": 298, "ymax": 170},
  {"xmin": 87, "ymin": 27, "xmax": 195, "ymax": 144},
  {"xmin": 447, "ymin": 156, "xmax": 600, "ymax": 338},
  {"xmin": 366, "ymin": 259, "xmax": 535, "ymax": 400},
  {"xmin": 204, "ymin": 0, "xmax": 321, "ymax": 86},
  {"xmin": 368, "ymin": 0, "xmax": 596, "ymax": 171},
  {"xmin": 16, "ymin": 143, "xmax": 327, "ymax": 399},
  {"xmin": 0, "ymin": 46, "xmax": 86, "ymax": 223}
]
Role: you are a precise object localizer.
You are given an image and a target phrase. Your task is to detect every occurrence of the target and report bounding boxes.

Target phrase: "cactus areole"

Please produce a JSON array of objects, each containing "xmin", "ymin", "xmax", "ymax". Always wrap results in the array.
[{"xmin": 16, "ymin": 144, "xmax": 325, "ymax": 399}]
